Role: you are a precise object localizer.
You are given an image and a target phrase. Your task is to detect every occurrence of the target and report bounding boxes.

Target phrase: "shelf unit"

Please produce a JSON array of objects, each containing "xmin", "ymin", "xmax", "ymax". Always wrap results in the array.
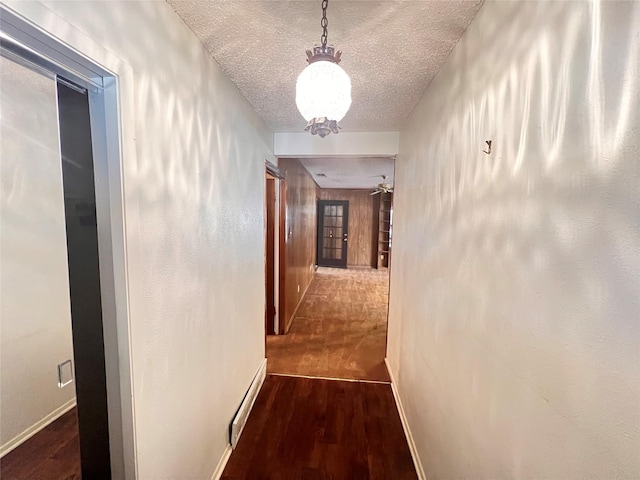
[{"xmin": 377, "ymin": 192, "xmax": 393, "ymax": 268}]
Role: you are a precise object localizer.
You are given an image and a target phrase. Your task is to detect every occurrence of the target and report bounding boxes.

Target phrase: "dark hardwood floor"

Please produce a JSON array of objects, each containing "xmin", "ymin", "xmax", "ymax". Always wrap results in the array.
[
  {"xmin": 222, "ymin": 375, "xmax": 417, "ymax": 479},
  {"xmin": 2, "ymin": 268, "xmax": 403, "ymax": 479},
  {"xmin": 1, "ymin": 379, "xmax": 416, "ymax": 479},
  {"xmin": 0, "ymin": 408, "xmax": 81, "ymax": 480}
]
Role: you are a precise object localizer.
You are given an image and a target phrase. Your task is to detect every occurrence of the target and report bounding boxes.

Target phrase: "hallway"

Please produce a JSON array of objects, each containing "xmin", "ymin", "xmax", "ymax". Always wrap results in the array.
[
  {"xmin": 220, "ymin": 267, "xmax": 411, "ymax": 477},
  {"xmin": 1, "ymin": 1, "xmax": 638, "ymax": 478},
  {"xmin": 267, "ymin": 267, "xmax": 390, "ymax": 382}
]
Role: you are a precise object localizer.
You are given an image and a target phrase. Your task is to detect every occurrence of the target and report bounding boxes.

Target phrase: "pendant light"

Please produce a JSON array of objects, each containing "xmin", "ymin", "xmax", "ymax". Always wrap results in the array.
[{"xmin": 295, "ymin": 0, "xmax": 352, "ymax": 138}]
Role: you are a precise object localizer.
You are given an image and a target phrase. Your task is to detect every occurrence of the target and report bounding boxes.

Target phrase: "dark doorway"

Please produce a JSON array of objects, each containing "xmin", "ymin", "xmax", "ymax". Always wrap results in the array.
[
  {"xmin": 58, "ymin": 80, "xmax": 111, "ymax": 479},
  {"xmin": 277, "ymin": 179, "xmax": 287, "ymax": 334},
  {"xmin": 317, "ymin": 200, "xmax": 349, "ymax": 268},
  {"xmin": 265, "ymin": 175, "xmax": 277, "ymax": 335}
]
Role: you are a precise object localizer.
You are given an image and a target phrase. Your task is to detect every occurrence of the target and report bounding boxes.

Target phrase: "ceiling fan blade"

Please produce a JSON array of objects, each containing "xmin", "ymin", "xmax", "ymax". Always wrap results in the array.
[{"xmin": 370, "ymin": 190, "xmax": 381, "ymax": 195}]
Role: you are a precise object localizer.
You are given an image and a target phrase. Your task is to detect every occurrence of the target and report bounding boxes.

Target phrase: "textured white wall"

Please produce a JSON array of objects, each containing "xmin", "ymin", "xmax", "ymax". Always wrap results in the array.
[
  {"xmin": 3, "ymin": 1, "xmax": 274, "ymax": 478},
  {"xmin": 388, "ymin": 1, "xmax": 640, "ymax": 478},
  {"xmin": 274, "ymin": 131, "xmax": 399, "ymax": 157},
  {"xmin": 0, "ymin": 55, "xmax": 76, "ymax": 454}
]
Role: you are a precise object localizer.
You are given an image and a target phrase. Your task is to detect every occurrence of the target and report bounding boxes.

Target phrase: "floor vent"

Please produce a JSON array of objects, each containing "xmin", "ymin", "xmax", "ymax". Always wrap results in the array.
[{"xmin": 230, "ymin": 359, "xmax": 266, "ymax": 449}]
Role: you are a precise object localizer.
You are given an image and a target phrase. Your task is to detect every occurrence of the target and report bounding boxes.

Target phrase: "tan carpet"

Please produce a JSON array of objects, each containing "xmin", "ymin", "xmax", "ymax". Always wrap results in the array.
[{"xmin": 267, "ymin": 266, "xmax": 391, "ymax": 382}]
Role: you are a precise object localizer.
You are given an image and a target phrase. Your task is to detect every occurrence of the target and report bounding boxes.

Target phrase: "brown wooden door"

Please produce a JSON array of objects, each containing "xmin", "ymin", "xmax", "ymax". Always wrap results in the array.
[
  {"xmin": 278, "ymin": 180, "xmax": 287, "ymax": 334},
  {"xmin": 317, "ymin": 200, "xmax": 349, "ymax": 268},
  {"xmin": 265, "ymin": 177, "xmax": 276, "ymax": 335}
]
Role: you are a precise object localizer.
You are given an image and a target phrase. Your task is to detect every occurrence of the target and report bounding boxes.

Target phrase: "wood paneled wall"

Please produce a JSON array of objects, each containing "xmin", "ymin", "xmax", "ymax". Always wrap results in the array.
[
  {"xmin": 318, "ymin": 189, "xmax": 379, "ymax": 267},
  {"xmin": 279, "ymin": 158, "xmax": 317, "ymax": 333}
]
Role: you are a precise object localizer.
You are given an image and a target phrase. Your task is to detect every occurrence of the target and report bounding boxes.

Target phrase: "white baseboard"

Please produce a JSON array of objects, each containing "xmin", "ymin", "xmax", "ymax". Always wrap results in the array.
[
  {"xmin": 385, "ymin": 358, "xmax": 426, "ymax": 480},
  {"xmin": 210, "ymin": 445, "xmax": 232, "ymax": 480},
  {"xmin": 0, "ymin": 398, "xmax": 77, "ymax": 457},
  {"xmin": 211, "ymin": 358, "xmax": 267, "ymax": 479},
  {"xmin": 229, "ymin": 358, "xmax": 267, "ymax": 449},
  {"xmin": 231, "ymin": 358, "xmax": 267, "ymax": 449}
]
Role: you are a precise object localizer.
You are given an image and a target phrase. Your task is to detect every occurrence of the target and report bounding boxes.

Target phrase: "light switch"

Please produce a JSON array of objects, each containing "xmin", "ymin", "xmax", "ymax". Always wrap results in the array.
[{"xmin": 58, "ymin": 359, "xmax": 74, "ymax": 388}]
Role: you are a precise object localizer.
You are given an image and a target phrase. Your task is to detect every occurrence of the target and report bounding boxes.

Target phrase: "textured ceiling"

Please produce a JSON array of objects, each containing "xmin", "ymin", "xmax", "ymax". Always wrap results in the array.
[
  {"xmin": 167, "ymin": 0, "xmax": 483, "ymax": 133},
  {"xmin": 299, "ymin": 157, "xmax": 395, "ymax": 189}
]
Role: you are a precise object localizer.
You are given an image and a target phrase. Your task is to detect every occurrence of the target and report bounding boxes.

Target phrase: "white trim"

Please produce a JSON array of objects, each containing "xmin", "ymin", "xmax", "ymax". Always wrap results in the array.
[
  {"xmin": 385, "ymin": 358, "xmax": 427, "ymax": 480},
  {"xmin": 214, "ymin": 359, "xmax": 267, "ymax": 479},
  {"xmin": 231, "ymin": 359, "xmax": 268, "ymax": 449},
  {"xmin": 0, "ymin": 5, "xmax": 138, "ymax": 478},
  {"xmin": 0, "ymin": 398, "xmax": 77, "ymax": 457},
  {"xmin": 210, "ymin": 445, "xmax": 232, "ymax": 480}
]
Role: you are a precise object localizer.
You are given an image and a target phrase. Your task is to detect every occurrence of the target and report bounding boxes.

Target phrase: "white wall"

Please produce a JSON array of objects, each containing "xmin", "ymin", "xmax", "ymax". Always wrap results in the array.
[
  {"xmin": 388, "ymin": 1, "xmax": 640, "ymax": 478},
  {"xmin": 3, "ymin": 1, "xmax": 274, "ymax": 478},
  {"xmin": 0, "ymin": 53, "xmax": 76, "ymax": 455},
  {"xmin": 274, "ymin": 131, "xmax": 399, "ymax": 157}
]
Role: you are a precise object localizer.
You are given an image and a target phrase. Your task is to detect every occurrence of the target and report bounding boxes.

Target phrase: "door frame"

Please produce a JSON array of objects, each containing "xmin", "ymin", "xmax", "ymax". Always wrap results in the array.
[
  {"xmin": 278, "ymin": 179, "xmax": 288, "ymax": 334},
  {"xmin": 265, "ymin": 173, "xmax": 277, "ymax": 335},
  {"xmin": 1, "ymin": 6, "xmax": 135, "ymax": 478},
  {"xmin": 265, "ymin": 161, "xmax": 287, "ymax": 335}
]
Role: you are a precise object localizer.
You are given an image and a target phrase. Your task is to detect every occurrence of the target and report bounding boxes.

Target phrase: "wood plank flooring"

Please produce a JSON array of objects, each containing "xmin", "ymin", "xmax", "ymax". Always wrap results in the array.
[
  {"xmin": 1, "ymin": 269, "xmax": 398, "ymax": 478},
  {"xmin": 267, "ymin": 267, "xmax": 391, "ymax": 382},
  {"xmin": 0, "ymin": 408, "xmax": 81, "ymax": 480},
  {"xmin": 222, "ymin": 375, "xmax": 417, "ymax": 479}
]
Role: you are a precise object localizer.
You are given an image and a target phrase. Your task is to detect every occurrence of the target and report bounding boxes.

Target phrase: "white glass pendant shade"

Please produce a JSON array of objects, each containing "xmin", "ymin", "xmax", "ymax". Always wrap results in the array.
[{"xmin": 296, "ymin": 60, "xmax": 351, "ymax": 122}]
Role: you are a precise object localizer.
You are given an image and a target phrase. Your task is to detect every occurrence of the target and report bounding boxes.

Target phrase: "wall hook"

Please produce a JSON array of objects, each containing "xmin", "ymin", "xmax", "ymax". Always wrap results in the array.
[{"xmin": 483, "ymin": 140, "xmax": 492, "ymax": 155}]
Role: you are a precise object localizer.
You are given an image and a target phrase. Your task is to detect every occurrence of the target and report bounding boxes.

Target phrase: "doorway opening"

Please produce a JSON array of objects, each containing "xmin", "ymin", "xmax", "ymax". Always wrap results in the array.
[
  {"xmin": 265, "ymin": 156, "xmax": 395, "ymax": 382},
  {"xmin": 0, "ymin": 8, "xmax": 134, "ymax": 478},
  {"xmin": 264, "ymin": 162, "xmax": 286, "ymax": 337},
  {"xmin": 265, "ymin": 173, "xmax": 277, "ymax": 335}
]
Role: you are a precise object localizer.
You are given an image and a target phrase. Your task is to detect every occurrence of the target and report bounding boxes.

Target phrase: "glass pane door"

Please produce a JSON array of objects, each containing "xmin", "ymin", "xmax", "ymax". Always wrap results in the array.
[{"xmin": 317, "ymin": 200, "xmax": 349, "ymax": 268}]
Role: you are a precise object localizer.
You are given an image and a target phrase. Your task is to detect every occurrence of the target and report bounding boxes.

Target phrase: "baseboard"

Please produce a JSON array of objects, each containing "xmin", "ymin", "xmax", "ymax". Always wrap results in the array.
[
  {"xmin": 212, "ymin": 359, "xmax": 267, "ymax": 479},
  {"xmin": 385, "ymin": 358, "xmax": 426, "ymax": 480},
  {"xmin": 210, "ymin": 445, "xmax": 232, "ymax": 480},
  {"xmin": 0, "ymin": 398, "xmax": 76, "ymax": 457},
  {"xmin": 230, "ymin": 358, "xmax": 267, "ymax": 449},
  {"xmin": 284, "ymin": 271, "xmax": 315, "ymax": 333}
]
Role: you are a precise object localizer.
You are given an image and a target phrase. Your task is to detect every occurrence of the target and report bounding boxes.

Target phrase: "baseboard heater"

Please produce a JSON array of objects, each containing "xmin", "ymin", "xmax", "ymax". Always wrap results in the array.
[{"xmin": 230, "ymin": 359, "xmax": 266, "ymax": 449}]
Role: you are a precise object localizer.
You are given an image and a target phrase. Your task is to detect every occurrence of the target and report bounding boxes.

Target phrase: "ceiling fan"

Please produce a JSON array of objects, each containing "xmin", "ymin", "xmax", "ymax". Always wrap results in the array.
[{"xmin": 370, "ymin": 175, "xmax": 394, "ymax": 195}]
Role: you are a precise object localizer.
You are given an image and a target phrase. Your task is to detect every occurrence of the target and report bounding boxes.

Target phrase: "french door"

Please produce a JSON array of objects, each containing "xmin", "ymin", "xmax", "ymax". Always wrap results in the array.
[{"xmin": 317, "ymin": 200, "xmax": 349, "ymax": 268}]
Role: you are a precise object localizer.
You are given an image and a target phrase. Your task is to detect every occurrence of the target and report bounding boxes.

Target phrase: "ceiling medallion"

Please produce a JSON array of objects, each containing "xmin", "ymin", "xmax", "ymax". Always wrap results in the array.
[{"xmin": 295, "ymin": 0, "xmax": 352, "ymax": 138}]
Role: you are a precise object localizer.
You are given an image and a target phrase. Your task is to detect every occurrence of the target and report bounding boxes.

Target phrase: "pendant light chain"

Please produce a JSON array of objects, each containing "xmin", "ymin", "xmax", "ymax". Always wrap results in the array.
[
  {"xmin": 320, "ymin": 0, "xmax": 329, "ymax": 49},
  {"xmin": 296, "ymin": 0, "xmax": 351, "ymax": 138}
]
